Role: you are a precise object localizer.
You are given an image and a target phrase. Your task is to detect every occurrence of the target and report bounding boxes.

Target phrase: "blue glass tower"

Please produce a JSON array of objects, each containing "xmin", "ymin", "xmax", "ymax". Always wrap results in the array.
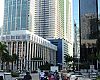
[{"xmin": 3, "ymin": 0, "xmax": 30, "ymax": 34}]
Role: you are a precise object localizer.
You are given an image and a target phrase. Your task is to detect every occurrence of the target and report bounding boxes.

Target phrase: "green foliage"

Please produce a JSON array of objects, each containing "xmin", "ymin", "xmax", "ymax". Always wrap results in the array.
[
  {"xmin": 96, "ymin": 76, "xmax": 100, "ymax": 80},
  {"xmin": 1, "ymin": 53, "xmax": 12, "ymax": 62},
  {"xmin": 39, "ymin": 62, "xmax": 54, "ymax": 70},
  {"xmin": 96, "ymin": 38, "xmax": 100, "ymax": 61},
  {"xmin": 64, "ymin": 54, "xmax": 73, "ymax": 63},
  {"xmin": 11, "ymin": 71, "xmax": 19, "ymax": 77},
  {"xmin": 79, "ymin": 63, "xmax": 89, "ymax": 69},
  {"xmin": 0, "ymin": 42, "xmax": 8, "ymax": 58},
  {"xmin": 11, "ymin": 53, "xmax": 18, "ymax": 61},
  {"xmin": 31, "ymin": 57, "xmax": 43, "ymax": 60},
  {"xmin": 96, "ymin": 37, "xmax": 100, "ymax": 52}
]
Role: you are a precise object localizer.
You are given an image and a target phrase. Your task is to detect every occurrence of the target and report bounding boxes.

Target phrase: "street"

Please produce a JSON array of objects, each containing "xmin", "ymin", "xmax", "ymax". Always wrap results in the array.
[{"xmin": 11, "ymin": 72, "xmax": 92, "ymax": 80}]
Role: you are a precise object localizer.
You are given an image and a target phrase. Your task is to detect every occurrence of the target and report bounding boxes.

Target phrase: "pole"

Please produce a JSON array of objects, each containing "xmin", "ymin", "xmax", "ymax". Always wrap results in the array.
[
  {"xmin": 77, "ymin": 53, "xmax": 80, "ymax": 72},
  {"xmin": 97, "ymin": 59, "xmax": 98, "ymax": 75},
  {"xmin": 78, "ymin": 57, "xmax": 79, "ymax": 71}
]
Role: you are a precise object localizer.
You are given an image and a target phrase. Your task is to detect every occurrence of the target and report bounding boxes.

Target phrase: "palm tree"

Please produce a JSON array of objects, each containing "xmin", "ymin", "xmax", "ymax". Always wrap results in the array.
[
  {"xmin": 64, "ymin": 54, "xmax": 73, "ymax": 63},
  {"xmin": 88, "ymin": 53, "xmax": 96, "ymax": 65},
  {"xmin": 64, "ymin": 54, "xmax": 73, "ymax": 68},
  {"xmin": 2, "ymin": 53, "xmax": 12, "ymax": 71},
  {"xmin": 11, "ymin": 53, "xmax": 18, "ymax": 70},
  {"xmin": 0, "ymin": 42, "xmax": 8, "ymax": 70},
  {"xmin": 96, "ymin": 37, "xmax": 100, "ymax": 70}
]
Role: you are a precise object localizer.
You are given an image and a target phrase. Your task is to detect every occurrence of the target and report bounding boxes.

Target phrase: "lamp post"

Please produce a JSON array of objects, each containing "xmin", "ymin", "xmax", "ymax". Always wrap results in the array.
[{"xmin": 77, "ymin": 52, "xmax": 80, "ymax": 72}]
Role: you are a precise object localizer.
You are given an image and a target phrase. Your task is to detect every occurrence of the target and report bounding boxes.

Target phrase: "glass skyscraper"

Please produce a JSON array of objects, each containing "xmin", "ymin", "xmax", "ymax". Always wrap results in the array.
[
  {"xmin": 79, "ymin": 0, "xmax": 98, "ymax": 39},
  {"xmin": 79, "ymin": 0, "xmax": 98, "ymax": 69},
  {"xmin": 3, "ymin": 0, "xmax": 31, "ymax": 34}
]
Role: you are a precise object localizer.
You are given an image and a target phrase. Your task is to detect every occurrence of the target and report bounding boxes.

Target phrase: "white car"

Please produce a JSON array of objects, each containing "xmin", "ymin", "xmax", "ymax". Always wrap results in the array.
[{"xmin": 70, "ymin": 74, "xmax": 85, "ymax": 80}]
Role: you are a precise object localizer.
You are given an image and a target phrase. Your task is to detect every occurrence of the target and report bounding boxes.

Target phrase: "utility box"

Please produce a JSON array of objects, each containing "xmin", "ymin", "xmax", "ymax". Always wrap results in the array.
[
  {"xmin": 50, "ymin": 66, "xmax": 58, "ymax": 72},
  {"xmin": 4, "ymin": 73, "xmax": 12, "ymax": 80}
]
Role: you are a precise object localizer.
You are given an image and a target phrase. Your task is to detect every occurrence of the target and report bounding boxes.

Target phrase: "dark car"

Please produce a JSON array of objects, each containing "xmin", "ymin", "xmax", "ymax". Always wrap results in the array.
[{"xmin": 15, "ymin": 77, "xmax": 23, "ymax": 80}]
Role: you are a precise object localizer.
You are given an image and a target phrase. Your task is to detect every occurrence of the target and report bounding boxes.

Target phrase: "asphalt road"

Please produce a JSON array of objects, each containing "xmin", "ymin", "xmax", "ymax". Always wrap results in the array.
[{"xmin": 11, "ymin": 73, "xmax": 92, "ymax": 80}]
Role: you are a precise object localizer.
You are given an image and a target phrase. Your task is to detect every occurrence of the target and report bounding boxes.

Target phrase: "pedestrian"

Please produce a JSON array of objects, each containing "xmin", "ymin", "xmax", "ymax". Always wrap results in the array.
[
  {"xmin": 39, "ymin": 70, "xmax": 45, "ymax": 80},
  {"xmin": 23, "ymin": 71, "xmax": 32, "ymax": 80},
  {"xmin": 48, "ymin": 71, "xmax": 51, "ymax": 80},
  {"xmin": 54, "ymin": 70, "xmax": 59, "ymax": 80},
  {"xmin": 50, "ymin": 74, "xmax": 55, "ymax": 80},
  {"xmin": 75, "ymin": 77, "xmax": 78, "ymax": 80},
  {"xmin": 44, "ymin": 71, "xmax": 49, "ymax": 80}
]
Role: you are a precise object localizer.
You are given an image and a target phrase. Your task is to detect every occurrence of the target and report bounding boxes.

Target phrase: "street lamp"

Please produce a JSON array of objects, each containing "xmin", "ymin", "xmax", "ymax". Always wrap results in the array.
[{"xmin": 77, "ymin": 53, "xmax": 80, "ymax": 72}]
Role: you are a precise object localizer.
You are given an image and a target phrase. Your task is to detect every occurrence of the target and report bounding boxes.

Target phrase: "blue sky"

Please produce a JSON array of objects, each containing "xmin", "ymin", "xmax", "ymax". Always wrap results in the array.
[{"xmin": 73, "ymin": 0, "xmax": 79, "ymax": 27}]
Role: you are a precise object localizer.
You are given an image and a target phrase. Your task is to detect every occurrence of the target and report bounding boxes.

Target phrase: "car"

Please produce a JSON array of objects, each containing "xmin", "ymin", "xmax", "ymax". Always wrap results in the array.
[
  {"xmin": 70, "ymin": 74, "xmax": 85, "ymax": 80},
  {"xmin": 90, "ymin": 72, "xmax": 97, "ymax": 79},
  {"xmin": 15, "ymin": 77, "xmax": 23, "ymax": 80}
]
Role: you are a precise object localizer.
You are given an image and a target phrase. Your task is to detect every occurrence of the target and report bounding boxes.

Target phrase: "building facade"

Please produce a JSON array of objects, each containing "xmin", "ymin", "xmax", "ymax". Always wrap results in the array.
[
  {"xmin": 55, "ymin": 0, "xmax": 72, "ymax": 40},
  {"xmin": 79, "ymin": 0, "xmax": 98, "ymax": 39},
  {"xmin": 0, "ymin": 30, "xmax": 57, "ymax": 71},
  {"xmin": 54, "ymin": 0, "xmax": 73, "ymax": 57},
  {"xmin": 49, "ymin": 39, "xmax": 69, "ymax": 65},
  {"xmin": 33, "ymin": 0, "xmax": 73, "ymax": 57},
  {"xmin": 3, "ymin": 0, "xmax": 72, "ymax": 40},
  {"xmin": 2, "ymin": 0, "xmax": 73, "ymax": 70},
  {"xmin": 79, "ymin": 0, "xmax": 98, "ymax": 69},
  {"xmin": 34, "ymin": 0, "xmax": 55, "ymax": 39},
  {"xmin": 3, "ymin": 0, "xmax": 31, "ymax": 34}
]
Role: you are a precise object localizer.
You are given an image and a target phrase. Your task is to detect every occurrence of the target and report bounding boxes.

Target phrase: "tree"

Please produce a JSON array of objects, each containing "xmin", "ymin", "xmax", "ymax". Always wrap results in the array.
[
  {"xmin": 64, "ymin": 54, "xmax": 73, "ymax": 63},
  {"xmin": 1, "ymin": 53, "xmax": 12, "ymax": 71},
  {"xmin": 31, "ymin": 57, "xmax": 43, "ymax": 60},
  {"xmin": 96, "ymin": 38, "xmax": 100, "ymax": 69},
  {"xmin": 88, "ymin": 53, "xmax": 96, "ymax": 65},
  {"xmin": 39, "ymin": 62, "xmax": 54, "ymax": 70},
  {"xmin": 96, "ymin": 37, "xmax": 100, "ymax": 52},
  {"xmin": 0, "ymin": 42, "xmax": 8, "ymax": 70},
  {"xmin": 11, "ymin": 53, "xmax": 18, "ymax": 70}
]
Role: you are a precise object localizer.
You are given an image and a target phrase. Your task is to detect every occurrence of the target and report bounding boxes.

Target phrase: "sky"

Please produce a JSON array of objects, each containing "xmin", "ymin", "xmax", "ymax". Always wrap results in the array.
[
  {"xmin": 0, "ymin": 0, "xmax": 4, "ymax": 27},
  {"xmin": 73, "ymin": 0, "xmax": 79, "ymax": 26}
]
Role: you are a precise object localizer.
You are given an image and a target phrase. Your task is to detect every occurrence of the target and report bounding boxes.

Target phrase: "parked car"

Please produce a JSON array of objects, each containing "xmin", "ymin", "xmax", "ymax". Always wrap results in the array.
[
  {"xmin": 15, "ymin": 77, "xmax": 23, "ymax": 80},
  {"xmin": 70, "ymin": 74, "xmax": 85, "ymax": 80}
]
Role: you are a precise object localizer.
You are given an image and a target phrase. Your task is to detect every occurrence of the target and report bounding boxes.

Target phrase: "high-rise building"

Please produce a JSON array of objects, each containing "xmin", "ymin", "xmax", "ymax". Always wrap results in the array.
[
  {"xmin": 79, "ymin": 0, "xmax": 98, "ymax": 69},
  {"xmin": 33, "ymin": 0, "xmax": 72, "ymax": 40},
  {"xmin": 34, "ymin": 0, "xmax": 55, "ymax": 39},
  {"xmin": 2, "ymin": 0, "xmax": 57, "ymax": 71},
  {"xmin": 79, "ymin": 0, "xmax": 98, "ymax": 40},
  {"xmin": 3, "ymin": 0, "xmax": 72, "ymax": 40},
  {"xmin": 33, "ymin": 0, "xmax": 73, "ymax": 56},
  {"xmin": 55, "ymin": 0, "xmax": 72, "ymax": 40},
  {"xmin": 3, "ymin": 0, "xmax": 35, "ymax": 34},
  {"xmin": 2, "ymin": 0, "xmax": 73, "ymax": 70}
]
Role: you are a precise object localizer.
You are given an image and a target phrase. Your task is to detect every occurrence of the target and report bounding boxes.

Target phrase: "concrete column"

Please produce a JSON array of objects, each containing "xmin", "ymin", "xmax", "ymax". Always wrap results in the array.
[
  {"xmin": 29, "ymin": 41, "xmax": 32, "ymax": 71},
  {"xmin": 31, "ymin": 42, "xmax": 34, "ymax": 71},
  {"xmin": 26, "ymin": 41, "xmax": 29, "ymax": 71}
]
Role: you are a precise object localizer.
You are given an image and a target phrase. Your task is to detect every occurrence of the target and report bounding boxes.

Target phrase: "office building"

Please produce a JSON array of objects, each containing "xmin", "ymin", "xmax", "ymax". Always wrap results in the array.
[
  {"xmin": 54, "ymin": 0, "xmax": 73, "ymax": 57},
  {"xmin": 3, "ymin": 0, "xmax": 35, "ymax": 34},
  {"xmin": 34, "ymin": 0, "xmax": 55, "ymax": 39},
  {"xmin": 34, "ymin": 0, "xmax": 72, "ymax": 40},
  {"xmin": 49, "ymin": 39, "xmax": 68, "ymax": 65},
  {"xmin": 0, "ymin": 30, "xmax": 57, "ymax": 71},
  {"xmin": 2, "ymin": 0, "xmax": 73, "ymax": 69},
  {"xmin": 2, "ymin": 0, "xmax": 57, "ymax": 71},
  {"xmin": 79, "ymin": 0, "xmax": 98, "ymax": 69},
  {"xmin": 33, "ymin": 0, "xmax": 73, "ymax": 57}
]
